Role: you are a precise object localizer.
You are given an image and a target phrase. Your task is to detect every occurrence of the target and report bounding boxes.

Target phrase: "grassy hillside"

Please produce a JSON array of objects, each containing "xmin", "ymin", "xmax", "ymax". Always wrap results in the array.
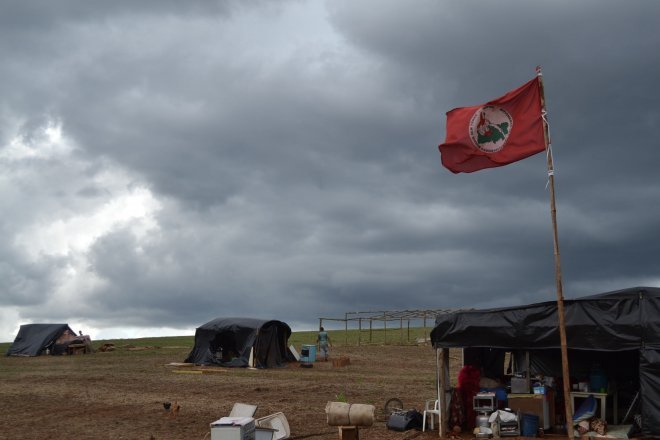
[{"xmin": 1, "ymin": 326, "xmax": 434, "ymax": 355}]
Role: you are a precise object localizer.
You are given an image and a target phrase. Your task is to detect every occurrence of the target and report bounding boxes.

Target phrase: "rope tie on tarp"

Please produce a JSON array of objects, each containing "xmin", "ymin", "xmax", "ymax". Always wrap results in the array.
[
  {"xmin": 545, "ymin": 144, "xmax": 555, "ymax": 190},
  {"xmin": 543, "ymin": 107, "xmax": 555, "ymax": 190}
]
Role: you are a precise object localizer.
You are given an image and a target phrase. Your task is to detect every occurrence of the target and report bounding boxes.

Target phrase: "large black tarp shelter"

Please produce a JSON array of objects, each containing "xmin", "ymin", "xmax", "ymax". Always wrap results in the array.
[
  {"xmin": 430, "ymin": 286, "xmax": 660, "ymax": 437},
  {"xmin": 184, "ymin": 317, "xmax": 295, "ymax": 368},
  {"xmin": 6, "ymin": 323, "xmax": 75, "ymax": 356}
]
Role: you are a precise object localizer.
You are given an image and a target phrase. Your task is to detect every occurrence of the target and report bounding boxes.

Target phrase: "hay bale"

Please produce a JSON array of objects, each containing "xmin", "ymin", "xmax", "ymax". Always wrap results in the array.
[
  {"xmin": 325, "ymin": 402, "xmax": 375, "ymax": 427},
  {"xmin": 332, "ymin": 356, "xmax": 350, "ymax": 367},
  {"xmin": 97, "ymin": 343, "xmax": 116, "ymax": 352}
]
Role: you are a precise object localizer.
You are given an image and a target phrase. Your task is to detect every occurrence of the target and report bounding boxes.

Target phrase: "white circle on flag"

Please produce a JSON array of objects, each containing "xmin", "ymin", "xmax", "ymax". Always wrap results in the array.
[{"xmin": 469, "ymin": 106, "xmax": 513, "ymax": 153}]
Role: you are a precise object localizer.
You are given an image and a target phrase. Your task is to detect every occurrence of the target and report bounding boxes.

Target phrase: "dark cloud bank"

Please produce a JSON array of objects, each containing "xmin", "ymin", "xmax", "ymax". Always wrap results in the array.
[{"xmin": 1, "ymin": 0, "xmax": 659, "ymax": 339}]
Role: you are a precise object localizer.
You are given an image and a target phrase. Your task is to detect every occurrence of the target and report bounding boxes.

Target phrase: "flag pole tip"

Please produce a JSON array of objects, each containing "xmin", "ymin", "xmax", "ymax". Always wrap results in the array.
[{"xmin": 535, "ymin": 65, "xmax": 543, "ymax": 76}]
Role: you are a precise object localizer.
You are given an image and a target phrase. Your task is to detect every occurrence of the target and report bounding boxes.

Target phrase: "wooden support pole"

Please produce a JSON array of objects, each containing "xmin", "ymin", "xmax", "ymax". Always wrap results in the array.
[
  {"xmin": 525, "ymin": 351, "xmax": 531, "ymax": 391},
  {"xmin": 537, "ymin": 66, "xmax": 572, "ymax": 438},
  {"xmin": 439, "ymin": 348, "xmax": 449, "ymax": 437}
]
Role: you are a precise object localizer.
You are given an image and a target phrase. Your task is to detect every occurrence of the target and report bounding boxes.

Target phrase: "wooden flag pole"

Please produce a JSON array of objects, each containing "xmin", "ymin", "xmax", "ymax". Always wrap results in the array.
[{"xmin": 537, "ymin": 66, "xmax": 573, "ymax": 439}]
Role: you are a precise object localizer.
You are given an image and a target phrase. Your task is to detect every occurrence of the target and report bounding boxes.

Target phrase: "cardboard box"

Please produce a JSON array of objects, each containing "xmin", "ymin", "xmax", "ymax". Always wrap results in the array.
[
  {"xmin": 507, "ymin": 390, "xmax": 555, "ymax": 430},
  {"xmin": 533, "ymin": 386, "xmax": 546, "ymax": 394},
  {"xmin": 510, "ymin": 377, "xmax": 529, "ymax": 394}
]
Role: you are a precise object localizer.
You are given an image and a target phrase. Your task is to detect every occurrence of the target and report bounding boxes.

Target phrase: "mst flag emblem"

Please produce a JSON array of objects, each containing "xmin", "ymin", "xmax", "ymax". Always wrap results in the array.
[
  {"xmin": 438, "ymin": 77, "xmax": 545, "ymax": 173},
  {"xmin": 469, "ymin": 106, "xmax": 513, "ymax": 153}
]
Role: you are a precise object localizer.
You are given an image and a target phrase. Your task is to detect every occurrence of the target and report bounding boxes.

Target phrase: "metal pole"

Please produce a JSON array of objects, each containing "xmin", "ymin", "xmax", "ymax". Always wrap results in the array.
[
  {"xmin": 369, "ymin": 318, "xmax": 373, "ymax": 344},
  {"xmin": 358, "ymin": 318, "xmax": 362, "ymax": 346}
]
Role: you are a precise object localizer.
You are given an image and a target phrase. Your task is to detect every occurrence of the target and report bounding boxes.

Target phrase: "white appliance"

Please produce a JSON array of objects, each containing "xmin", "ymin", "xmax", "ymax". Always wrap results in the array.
[{"xmin": 210, "ymin": 416, "xmax": 256, "ymax": 440}]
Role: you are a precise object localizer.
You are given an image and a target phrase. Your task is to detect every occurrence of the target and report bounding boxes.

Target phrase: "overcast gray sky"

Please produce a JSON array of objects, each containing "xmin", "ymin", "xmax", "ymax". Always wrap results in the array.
[{"xmin": 2, "ymin": 1, "xmax": 659, "ymax": 341}]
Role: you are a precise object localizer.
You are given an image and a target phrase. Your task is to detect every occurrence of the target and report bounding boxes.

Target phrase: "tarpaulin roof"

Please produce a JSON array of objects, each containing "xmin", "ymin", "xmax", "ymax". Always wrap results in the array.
[
  {"xmin": 6, "ymin": 323, "xmax": 75, "ymax": 356},
  {"xmin": 184, "ymin": 317, "xmax": 294, "ymax": 368},
  {"xmin": 431, "ymin": 286, "xmax": 660, "ymax": 351},
  {"xmin": 431, "ymin": 286, "xmax": 660, "ymax": 437}
]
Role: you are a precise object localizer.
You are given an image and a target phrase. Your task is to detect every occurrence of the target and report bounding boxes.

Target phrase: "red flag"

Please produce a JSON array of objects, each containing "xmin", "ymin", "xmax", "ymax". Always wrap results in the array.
[{"xmin": 438, "ymin": 77, "xmax": 545, "ymax": 173}]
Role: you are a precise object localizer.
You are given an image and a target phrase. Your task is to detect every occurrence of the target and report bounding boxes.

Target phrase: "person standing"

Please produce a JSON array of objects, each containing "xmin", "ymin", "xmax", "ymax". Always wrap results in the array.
[{"xmin": 317, "ymin": 326, "xmax": 332, "ymax": 361}]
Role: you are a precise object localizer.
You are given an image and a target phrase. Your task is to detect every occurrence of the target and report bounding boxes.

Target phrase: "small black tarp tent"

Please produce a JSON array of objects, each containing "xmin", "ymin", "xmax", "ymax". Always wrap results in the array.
[
  {"xmin": 430, "ymin": 286, "xmax": 660, "ymax": 437},
  {"xmin": 184, "ymin": 317, "xmax": 295, "ymax": 368},
  {"xmin": 7, "ymin": 323, "xmax": 76, "ymax": 356}
]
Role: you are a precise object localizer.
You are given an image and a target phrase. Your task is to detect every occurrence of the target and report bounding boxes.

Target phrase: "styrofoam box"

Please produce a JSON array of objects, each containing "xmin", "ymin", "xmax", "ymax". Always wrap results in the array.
[{"xmin": 210, "ymin": 416, "xmax": 256, "ymax": 440}]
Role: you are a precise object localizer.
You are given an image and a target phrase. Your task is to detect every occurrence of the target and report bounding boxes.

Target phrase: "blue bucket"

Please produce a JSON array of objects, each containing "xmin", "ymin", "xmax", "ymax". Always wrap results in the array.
[
  {"xmin": 300, "ymin": 344, "xmax": 316, "ymax": 363},
  {"xmin": 521, "ymin": 413, "xmax": 539, "ymax": 437},
  {"xmin": 590, "ymin": 371, "xmax": 608, "ymax": 393}
]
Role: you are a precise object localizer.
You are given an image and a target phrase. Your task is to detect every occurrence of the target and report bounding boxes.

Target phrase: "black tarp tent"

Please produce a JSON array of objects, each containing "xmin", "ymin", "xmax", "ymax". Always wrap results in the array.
[
  {"xmin": 184, "ymin": 317, "xmax": 295, "ymax": 368},
  {"xmin": 7, "ymin": 323, "xmax": 77, "ymax": 356},
  {"xmin": 431, "ymin": 286, "xmax": 660, "ymax": 437}
]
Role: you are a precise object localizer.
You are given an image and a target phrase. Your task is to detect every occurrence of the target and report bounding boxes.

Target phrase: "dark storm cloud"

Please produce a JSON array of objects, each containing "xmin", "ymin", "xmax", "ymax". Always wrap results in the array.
[
  {"xmin": 1, "ymin": 1, "xmax": 659, "ymax": 339},
  {"xmin": 327, "ymin": 0, "xmax": 660, "ymax": 291}
]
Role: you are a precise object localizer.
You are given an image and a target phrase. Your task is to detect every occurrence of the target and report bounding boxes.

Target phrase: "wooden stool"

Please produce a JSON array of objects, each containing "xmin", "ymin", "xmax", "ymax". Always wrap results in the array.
[{"xmin": 338, "ymin": 426, "xmax": 359, "ymax": 440}]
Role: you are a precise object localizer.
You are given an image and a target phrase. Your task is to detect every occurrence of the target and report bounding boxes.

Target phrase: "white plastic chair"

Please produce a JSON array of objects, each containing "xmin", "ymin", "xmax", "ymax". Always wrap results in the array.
[
  {"xmin": 422, "ymin": 399, "xmax": 440, "ymax": 432},
  {"xmin": 256, "ymin": 412, "xmax": 290, "ymax": 439}
]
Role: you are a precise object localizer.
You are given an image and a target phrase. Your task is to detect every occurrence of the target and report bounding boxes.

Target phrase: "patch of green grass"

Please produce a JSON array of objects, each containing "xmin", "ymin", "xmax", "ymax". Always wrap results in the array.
[
  {"xmin": 287, "ymin": 326, "xmax": 432, "ymax": 351},
  {"xmin": 94, "ymin": 335, "xmax": 194, "ymax": 349}
]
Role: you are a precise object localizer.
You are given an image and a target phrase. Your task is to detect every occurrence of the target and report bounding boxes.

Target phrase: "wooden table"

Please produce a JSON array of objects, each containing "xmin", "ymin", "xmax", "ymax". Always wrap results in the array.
[{"xmin": 570, "ymin": 391, "xmax": 618, "ymax": 424}]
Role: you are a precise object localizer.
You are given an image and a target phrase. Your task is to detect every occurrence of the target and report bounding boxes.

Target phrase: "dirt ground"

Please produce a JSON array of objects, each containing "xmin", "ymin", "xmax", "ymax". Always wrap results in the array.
[{"xmin": 0, "ymin": 343, "xmax": 470, "ymax": 440}]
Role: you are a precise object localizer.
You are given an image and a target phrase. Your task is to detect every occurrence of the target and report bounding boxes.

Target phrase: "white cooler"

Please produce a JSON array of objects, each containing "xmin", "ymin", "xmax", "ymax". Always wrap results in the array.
[{"xmin": 210, "ymin": 416, "xmax": 256, "ymax": 440}]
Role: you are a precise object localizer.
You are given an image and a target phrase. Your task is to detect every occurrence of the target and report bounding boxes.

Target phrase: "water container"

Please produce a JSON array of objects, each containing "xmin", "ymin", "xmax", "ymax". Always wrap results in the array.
[
  {"xmin": 590, "ymin": 366, "xmax": 608, "ymax": 393},
  {"xmin": 521, "ymin": 413, "xmax": 539, "ymax": 437},
  {"xmin": 300, "ymin": 344, "xmax": 316, "ymax": 363}
]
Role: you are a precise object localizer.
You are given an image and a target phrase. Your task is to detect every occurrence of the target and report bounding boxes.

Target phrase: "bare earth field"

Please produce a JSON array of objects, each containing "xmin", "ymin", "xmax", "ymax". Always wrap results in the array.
[{"xmin": 0, "ymin": 342, "xmax": 462, "ymax": 440}]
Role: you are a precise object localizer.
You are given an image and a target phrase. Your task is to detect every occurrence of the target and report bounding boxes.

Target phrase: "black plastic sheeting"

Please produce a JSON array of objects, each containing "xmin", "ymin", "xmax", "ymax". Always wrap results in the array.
[
  {"xmin": 431, "ymin": 286, "xmax": 660, "ymax": 437},
  {"xmin": 184, "ymin": 317, "xmax": 295, "ymax": 368},
  {"xmin": 6, "ymin": 323, "xmax": 74, "ymax": 356},
  {"xmin": 431, "ymin": 286, "xmax": 660, "ymax": 351}
]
